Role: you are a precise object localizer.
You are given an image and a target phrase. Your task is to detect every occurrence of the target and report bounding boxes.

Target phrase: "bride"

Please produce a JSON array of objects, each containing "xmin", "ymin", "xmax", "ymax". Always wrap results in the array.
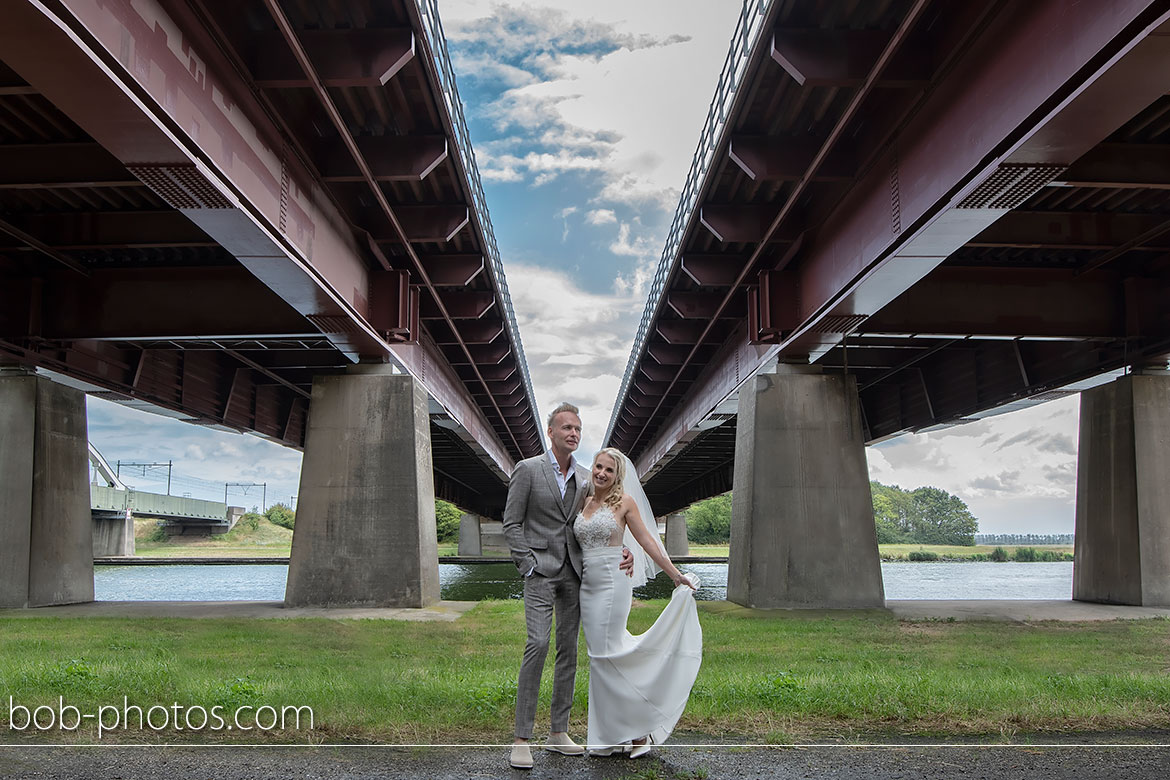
[{"xmin": 573, "ymin": 447, "xmax": 703, "ymax": 758}]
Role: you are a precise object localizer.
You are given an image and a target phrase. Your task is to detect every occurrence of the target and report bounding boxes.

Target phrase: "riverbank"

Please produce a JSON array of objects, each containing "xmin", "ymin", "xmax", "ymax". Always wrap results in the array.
[
  {"xmin": 133, "ymin": 517, "xmax": 1074, "ymax": 564},
  {"xmin": 2, "ymin": 602, "xmax": 1168, "ymax": 744}
]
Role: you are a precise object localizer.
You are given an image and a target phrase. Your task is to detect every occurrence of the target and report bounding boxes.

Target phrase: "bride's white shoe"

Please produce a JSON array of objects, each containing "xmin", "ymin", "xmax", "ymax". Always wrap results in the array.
[
  {"xmin": 629, "ymin": 736, "xmax": 653, "ymax": 759},
  {"xmin": 587, "ymin": 743, "xmax": 632, "ymax": 757}
]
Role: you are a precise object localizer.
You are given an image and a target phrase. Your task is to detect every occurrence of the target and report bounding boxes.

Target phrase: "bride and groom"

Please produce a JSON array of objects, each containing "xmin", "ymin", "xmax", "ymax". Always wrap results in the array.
[{"xmin": 502, "ymin": 402, "xmax": 702, "ymax": 769}]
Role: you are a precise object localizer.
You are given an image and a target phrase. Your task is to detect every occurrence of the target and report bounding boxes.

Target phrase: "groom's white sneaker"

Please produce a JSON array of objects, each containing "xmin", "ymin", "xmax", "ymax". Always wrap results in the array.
[
  {"xmin": 509, "ymin": 742, "xmax": 534, "ymax": 769},
  {"xmin": 544, "ymin": 732, "xmax": 585, "ymax": 755}
]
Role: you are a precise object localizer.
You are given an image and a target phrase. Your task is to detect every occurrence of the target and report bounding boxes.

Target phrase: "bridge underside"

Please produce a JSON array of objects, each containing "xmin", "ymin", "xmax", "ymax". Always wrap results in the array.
[
  {"xmin": 612, "ymin": 0, "xmax": 1170, "ymax": 519},
  {"xmin": 0, "ymin": 0, "xmax": 536, "ymax": 520}
]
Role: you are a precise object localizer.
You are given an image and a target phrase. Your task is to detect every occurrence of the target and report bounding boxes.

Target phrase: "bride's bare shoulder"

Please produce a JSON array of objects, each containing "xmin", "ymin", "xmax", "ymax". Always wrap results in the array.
[{"xmin": 618, "ymin": 493, "xmax": 639, "ymax": 516}]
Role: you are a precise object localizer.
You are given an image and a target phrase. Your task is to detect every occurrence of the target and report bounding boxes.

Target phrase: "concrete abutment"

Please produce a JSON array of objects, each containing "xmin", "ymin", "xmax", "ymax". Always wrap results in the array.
[
  {"xmin": 458, "ymin": 513, "xmax": 481, "ymax": 556},
  {"xmin": 1074, "ymin": 374, "xmax": 1170, "ymax": 606},
  {"xmin": 0, "ymin": 374, "xmax": 95, "ymax": 608},
  {"xmin": 665, "ymin": 512, "xmax": 689, "ymax": 556},
  {"xmin": 285, "ymin": 369, "xmax": 439, "ymax": 608},
  {"xmin": 727, "ymin": 370, "xmax": 884, "ymax": 609}
]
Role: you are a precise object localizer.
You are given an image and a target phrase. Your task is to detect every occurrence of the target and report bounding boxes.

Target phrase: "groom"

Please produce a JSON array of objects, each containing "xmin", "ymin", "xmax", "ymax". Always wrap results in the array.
[{"xmin": 503, "ymin": 402, "xmax": 632, "ymax": 769}]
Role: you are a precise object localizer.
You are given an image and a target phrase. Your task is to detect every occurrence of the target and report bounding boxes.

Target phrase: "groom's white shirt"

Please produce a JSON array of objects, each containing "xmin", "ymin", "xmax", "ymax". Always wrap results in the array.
[{"xmin": 547, "ymin": 449, "xmax": 578, "ymax": 499}]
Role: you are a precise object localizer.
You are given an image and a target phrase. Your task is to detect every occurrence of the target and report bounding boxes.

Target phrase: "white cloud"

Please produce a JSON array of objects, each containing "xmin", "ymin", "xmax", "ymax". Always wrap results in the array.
[
  {"xmin": 444, "ymin": 0, "xmax": 740, "ymax": 209},
  {"xmin": 868, "ymin": 395, "xmax": 1082, "ymax": 533},
  {"xmin": 586, "ymin": 208, "xmax": 617, "ymax": 225},
  {"xmin": 506, "ymin": 262, "xmax": 644, "ymax": 456}
]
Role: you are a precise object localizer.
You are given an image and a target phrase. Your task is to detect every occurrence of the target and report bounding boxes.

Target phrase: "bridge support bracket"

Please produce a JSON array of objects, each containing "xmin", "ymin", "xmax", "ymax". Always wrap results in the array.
[
  {"xmin": 285, "ymin": 370, "xmax": 439, "ymax": 608},
  {"xmin": 727, "ymin": 372, "xmax": 883, "ymax": 609},
  {"xmin": 0, "ymin": 375, "xmax": 94, "ymax": 608},
  {"xmin": 1074, "ymin": 375, "xmax": 1170, "ymax": 607}
]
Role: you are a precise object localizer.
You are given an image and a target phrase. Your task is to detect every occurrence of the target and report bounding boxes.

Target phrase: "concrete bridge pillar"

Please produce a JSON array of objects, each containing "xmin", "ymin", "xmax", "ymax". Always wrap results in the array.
[
  {"xmin": 0, "ymin": 374, "xmax": 95, "ymax": 608},
  {"xmin": 727, "ymin": 368, "xmax": 884, "ymax": 609},
  {"xmin": 92, "ymin": 514, "xmax": 135, "ymax": 557},
  {"xmin": 665, "ymin": 512, "xmax": 689, "ymax": 556},
  {"xmin": 458, "ymin": 513, "xmax": 481, "ymax": 556},
  {"xmin": 479, "ymin": 518, "xmax": 508, "ymax": 554},
  {"xmin": 1073, "ymin": 374, "xmax": 1170, "ymax": 606},
  {"xmin": 285, "ymin": 367, "xmax": 439, "ymax": 608}
]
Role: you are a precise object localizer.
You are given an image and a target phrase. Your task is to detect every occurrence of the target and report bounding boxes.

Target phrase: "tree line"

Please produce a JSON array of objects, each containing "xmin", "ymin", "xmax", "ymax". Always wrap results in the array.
[{"xmin": 683, "ymin": 483, "xmax": 980, "ymax": 546}]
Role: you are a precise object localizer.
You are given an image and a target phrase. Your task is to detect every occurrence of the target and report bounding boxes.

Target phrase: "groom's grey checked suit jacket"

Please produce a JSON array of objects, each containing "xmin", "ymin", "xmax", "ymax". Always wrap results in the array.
[
  {"xmin": 503, "ymin": 452, "xmax": 589, "ymax": 739},
  {"xmin": 503, "ymin": 454, "xmax": 588, "ymax": 579}
]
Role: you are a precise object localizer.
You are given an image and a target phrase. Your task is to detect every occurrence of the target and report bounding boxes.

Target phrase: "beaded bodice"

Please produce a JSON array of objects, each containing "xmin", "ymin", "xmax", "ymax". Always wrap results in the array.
[{"xmin": 573, "ymin": 503, "xmax": 624, "ymax": 550}]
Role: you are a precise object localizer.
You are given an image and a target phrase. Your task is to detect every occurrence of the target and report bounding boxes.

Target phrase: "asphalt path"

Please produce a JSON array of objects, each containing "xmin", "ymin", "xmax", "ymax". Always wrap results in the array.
[{"xmin": 2, "ymin": 738, "xmax": 1168, "ymax": 780}]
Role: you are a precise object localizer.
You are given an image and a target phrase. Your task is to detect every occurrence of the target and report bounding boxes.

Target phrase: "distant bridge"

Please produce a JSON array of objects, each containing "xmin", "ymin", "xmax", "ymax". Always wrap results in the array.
[{"xmin": 87, "ymin": 443, "xmax": 239, "ymax": 557}]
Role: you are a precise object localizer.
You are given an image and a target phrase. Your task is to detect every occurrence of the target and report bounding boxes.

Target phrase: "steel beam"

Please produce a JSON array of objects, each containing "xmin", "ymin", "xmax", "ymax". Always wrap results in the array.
[
  {"xmin": 0, "ymin": 267, "xmax": 315, "ymax": 341},
  {"xmin": 0, "ymin": 142, "xmax": 140, "ymax": 189},
  {"xmin": 967, "ymin": 211, "xmax": 1170, "ymax": 251},
  {"xmin": 1052, "ymin": 142, "xmax": 1170, "ymax": 189},
  {"xmin": 391, "ymin": 206, "xmax": 471, "ymax": 243},
  {"xmin": 250, "ymin": 28, "xmax": 415, "ymax": 88},
  {"xmin": 771, "ymin": 28, "xmax": 931, "ymax": 88},
  {"xmin": 0, "ymin": 210, "xmax": 216, "ymax": 250},
  {"xmin": 862, "ymin": 268, "xmax": 1131, "ymax": 339},
  {"xmin": 728, "ymin": 136, "xmax": 853, "ymax": 182},
  {"xmin": 655, "ymin": 320, "xmax": 708, "ymax": 344},
  {"xmin": 420, "ymin": 291, "xmax": 496, "ymax": 320},
  {"xmin": 680, "ymin": 254, "xmax": 748, "ymax": 286},
  {"xmin": 417, "ymin": 254, "xmax": 485, "ymax": 286},
  {"xmin": 699, "ymin": 204, "xmax": 780, "ymax": 243},
  {"xmin": 320, "ymin": 136, "xmax": 449, "ymax": 182}
]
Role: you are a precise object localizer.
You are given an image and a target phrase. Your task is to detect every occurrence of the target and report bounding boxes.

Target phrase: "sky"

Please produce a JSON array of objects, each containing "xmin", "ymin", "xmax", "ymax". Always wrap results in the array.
[{"xmin": 86, "ymin": 0, "xmax": 1083, "ymax": 534}]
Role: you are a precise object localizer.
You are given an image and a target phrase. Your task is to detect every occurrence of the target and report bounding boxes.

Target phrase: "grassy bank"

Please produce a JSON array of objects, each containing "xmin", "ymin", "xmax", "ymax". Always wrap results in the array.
[
  {"xmin": 127, "ymin": 529, "xmax": 1075, "ymax": 564},
  {"xmin": 132, "ymin": 517, "xmax": 293, "ymax": 558},
  {"xmin": 2, "ymin": 604, "xmax": 1168, "ymax": 744}
]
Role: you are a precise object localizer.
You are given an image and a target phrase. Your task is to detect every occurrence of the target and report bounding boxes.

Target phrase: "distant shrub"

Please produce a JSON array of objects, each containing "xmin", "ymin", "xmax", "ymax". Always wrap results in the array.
[
  {"xmin": 238, "ymin": 512, "xmax": 261, "ymax": 531},
  {"xmin": 146, "ymin": 524, "xmax": 170, "ymax": 543},
  {"xmin": 686, "ymin": 494, "xmax": 732, "ymax": 544},
  {"xmin": 969, "ymin": 553, "xmax": 988, "ymax": 561},
  {"xmin": 435, "ymin": 500, "xmax": 461, "ymax": 543},
  {"xmin": 1013, "ymin": 546, "xmax": 1038, "ymax": 562},
  {"xmin": 989, "ymin": 546, "xmax": 1009, "ymax": 562},
  {"xmin": 908, "ymin": 550, "xmax": 939, "ymax": 562},
  {"xmin": 264, "ymin": 503, "xmax": 295, "ymax": 530}
]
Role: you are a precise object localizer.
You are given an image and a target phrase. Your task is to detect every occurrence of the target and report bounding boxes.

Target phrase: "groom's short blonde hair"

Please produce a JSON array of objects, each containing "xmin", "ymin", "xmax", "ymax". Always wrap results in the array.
[{"xmin": 546, "ymin": 402, "xmax": 580, "ymax": 428}]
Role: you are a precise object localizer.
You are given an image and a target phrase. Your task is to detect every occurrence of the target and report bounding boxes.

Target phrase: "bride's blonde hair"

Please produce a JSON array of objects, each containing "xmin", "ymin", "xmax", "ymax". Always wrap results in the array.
[{"xmin": 592, "ymin": 447, "xmax": 627, "ymax": 511}]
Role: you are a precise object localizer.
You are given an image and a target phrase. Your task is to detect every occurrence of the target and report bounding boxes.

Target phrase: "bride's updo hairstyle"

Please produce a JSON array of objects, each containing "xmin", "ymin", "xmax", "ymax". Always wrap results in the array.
[{"xmin": 594, "ymin": 447, "xmax": 627, "ymax": 511}]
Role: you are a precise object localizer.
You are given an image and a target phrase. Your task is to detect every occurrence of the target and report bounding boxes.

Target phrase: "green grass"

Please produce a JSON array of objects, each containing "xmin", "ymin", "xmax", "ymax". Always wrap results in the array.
[
  {"xmin": 879, "ymin": 544, "xmax": 1074, "ymax": 561},
  {"xmin": 132, "ymin": 517, "xmax": 293, "ymax": 558},
  {"xmin": 2, "ymin": 604, "xmax": 1168, "ymax": 744}
]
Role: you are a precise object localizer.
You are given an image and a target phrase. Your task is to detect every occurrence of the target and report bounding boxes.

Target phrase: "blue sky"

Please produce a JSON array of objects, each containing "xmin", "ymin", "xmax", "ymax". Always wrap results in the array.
[{"xmin": 87, "ymin": 0, "xmax": 1083, "ymax": 534}]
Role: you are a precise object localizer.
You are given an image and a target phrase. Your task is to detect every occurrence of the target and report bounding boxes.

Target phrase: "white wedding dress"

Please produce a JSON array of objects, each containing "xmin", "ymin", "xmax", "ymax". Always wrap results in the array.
[{"xmin": 574, "ymin": 503, "xmax": 703, "ymax": 750}]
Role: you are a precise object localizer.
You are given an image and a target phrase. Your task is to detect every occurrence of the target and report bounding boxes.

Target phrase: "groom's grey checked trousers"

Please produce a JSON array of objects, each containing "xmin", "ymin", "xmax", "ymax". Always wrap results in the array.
[{"xmin": 515, "ymin": 561, "xmax": 580, "ymax": 738}]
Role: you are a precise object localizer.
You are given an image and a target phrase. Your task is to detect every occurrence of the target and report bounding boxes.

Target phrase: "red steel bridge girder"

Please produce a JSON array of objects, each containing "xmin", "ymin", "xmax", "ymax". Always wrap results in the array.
[
  {"xmin": 0, "ymin": 0, "xmax": 530, "ymax": 474},
  {"xmin": 628, "ymin": 0, "xmax": 1170, "ymax": 473},
  {"xmin": 787, "ymin": 1, "xmax": 1170, "ymax": 354}
]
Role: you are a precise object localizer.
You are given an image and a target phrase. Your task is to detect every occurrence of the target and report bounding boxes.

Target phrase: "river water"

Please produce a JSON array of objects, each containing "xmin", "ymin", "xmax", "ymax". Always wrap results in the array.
[{"xmin": 93, "ymin": 561, "xmax": 1074, "ymax": 602}]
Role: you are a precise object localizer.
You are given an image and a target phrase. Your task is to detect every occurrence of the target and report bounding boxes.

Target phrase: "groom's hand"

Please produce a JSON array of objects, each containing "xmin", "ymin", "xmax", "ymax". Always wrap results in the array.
[{"xmin": 619, "ymin": 547, "xmax": 635, "ymax": 577}]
